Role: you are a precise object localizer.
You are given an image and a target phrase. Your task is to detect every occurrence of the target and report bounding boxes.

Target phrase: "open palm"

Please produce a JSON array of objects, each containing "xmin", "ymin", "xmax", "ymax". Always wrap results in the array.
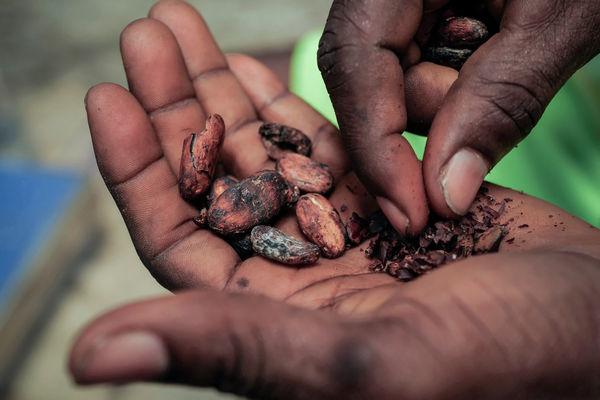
[{"xmin": 72, "ymin": 1, "xmax": 600, "ymax": 399}]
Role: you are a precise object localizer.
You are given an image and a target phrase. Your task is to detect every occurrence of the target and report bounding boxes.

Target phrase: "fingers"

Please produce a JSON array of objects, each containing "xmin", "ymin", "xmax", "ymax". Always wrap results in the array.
[
  {"xmin": 318, "ymin": 0, "xmax": 431, "ymax": 235},
  {"xmin": 149, "ymin": 0, "xmax": 271, "ymax": 178},
  {"xmin": 120, "ymin": 18, "xmax": 204, "ymax": 175},
  {"xmin": 69, "ymin": 290, "xmax": 361, "ymax": 399},
  {"xmin": 86, "ymin": 83, "xmax": 239, "ymax": 290},
  {"xmin": 423, "ymin": 1, "xmax": 600, "ymax": 218}
]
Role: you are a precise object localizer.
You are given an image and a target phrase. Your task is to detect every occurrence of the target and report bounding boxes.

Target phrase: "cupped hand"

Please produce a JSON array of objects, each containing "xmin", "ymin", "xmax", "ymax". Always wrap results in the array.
[
  {"xmin": 318, "ymin": 0, "xmax": 600, "ymax": 234},
  {"xmin": 70, "ymin": 183, "xmax": 600, "ymax": 399},
  {"xmin": 72, "ymin": 1, "xmax": 600, "ymax": 398}
]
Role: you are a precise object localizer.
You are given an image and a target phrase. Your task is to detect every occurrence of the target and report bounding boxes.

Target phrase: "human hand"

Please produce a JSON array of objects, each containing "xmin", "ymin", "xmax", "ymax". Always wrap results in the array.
[
  {"xmin": 72, "ymin": 1, "xmax": 600, "ymax": 397},
  {"xmin": 70, "ymin": 183, "xmax": 600, "ymax": 399},
  {"xmin": 317, "ymin": 0, "xmax": 600, "ymax": 234}
]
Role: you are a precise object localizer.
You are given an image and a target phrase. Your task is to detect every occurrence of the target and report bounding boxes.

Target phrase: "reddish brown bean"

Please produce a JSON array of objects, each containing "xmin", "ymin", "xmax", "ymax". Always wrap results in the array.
[
  {"xmin": 296, "ymin": 194, "xmax": 346, "ymax": 258},
  {"xmin": 276, "ymin": 153, "xmax": 333, "ymax": 194},
  {"xmin": 208, "ymin": 175, "xmax": 238, "ymax": 203},
  {"xmin": 208, "ymin": 170, "xmax": 298, "ymax": 235},
  {"xmin": 438, "ymin": 17, "xmax": 489, "ymax": 48},
  {"xmin": 178, "ymin": 114, "xmax": 225, "ymax": 201}
]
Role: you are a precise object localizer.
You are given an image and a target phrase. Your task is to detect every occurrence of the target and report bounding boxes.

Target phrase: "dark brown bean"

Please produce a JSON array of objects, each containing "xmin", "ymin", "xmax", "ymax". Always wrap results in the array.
[
  {"xmin": 423, "ymin": 46, "xmax": 473, "ymax": 70},
  {"xmin": 276, "ymin": 153, "xmax": 333, "ymax": 194},
  {"xmin": 251, "ymin": 225, "xmax": 320, "ymax": 265},
  {"xmin": 296, "ymin": 194, "xmax": 346, "ymax": 258},
  {"xmin": 179, "ymin": 114, "xmax": 225, "ymax": 201},
  {"xmin": 259, "ymin": 122, "xmax": 311, "ymax": 160},
  {"xmin": 207, "ymin": 170, "xmax": 298, "ymax": 235}
]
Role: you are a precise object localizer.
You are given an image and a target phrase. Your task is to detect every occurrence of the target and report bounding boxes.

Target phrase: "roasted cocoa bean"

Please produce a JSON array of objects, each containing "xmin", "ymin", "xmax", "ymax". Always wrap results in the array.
[
  {"xmin": 259, "ymin": 122, "xmax": 311, "ymax": 160},
  {"xmin": 207, "ymin": 170, "xmax": 298, "ymax": 235},
  {"xmin": 423, "ymin": 46, "xmax": 473, "ymax": 70},
  {"xmin": 227, "ymin": 233, "xmax": 254, "ymax": 260},
  {"xmin": 276, "ymin": 153, "xmax": 333, "ymax": 194},
  {"xmin": 251, "ymin": 225, "xmax": 320, "ymax": 265},
  {"xmin": 296, "ymin": 194, "xmax": 346, "ymax": 258},
  {"xmin": 179, "ymin": 114, "xmax": 225, "ymax": 201},
  {"xmin": 208, "ymin": 175, "xmax": 238, "ymax": 203},
  {"xmin": 438, "ymin": 17, "xmax": 488, "ymax": 48}
]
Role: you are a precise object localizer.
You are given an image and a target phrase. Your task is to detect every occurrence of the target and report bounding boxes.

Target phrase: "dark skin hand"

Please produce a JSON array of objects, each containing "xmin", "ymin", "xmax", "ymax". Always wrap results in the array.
[
  {"xmin": 70, "ymin": 1, "xmax": 600, "ymax": 399},
  {"xmin": 318, "ymin": 0, "xmax": 600, "ymax": 235}
]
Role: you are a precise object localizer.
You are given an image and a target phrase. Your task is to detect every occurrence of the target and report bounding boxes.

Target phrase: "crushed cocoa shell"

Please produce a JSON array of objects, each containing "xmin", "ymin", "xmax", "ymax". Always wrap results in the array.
[{"xmin": 365, "ymin": 187, "xmax": 508, "ymax": 282}]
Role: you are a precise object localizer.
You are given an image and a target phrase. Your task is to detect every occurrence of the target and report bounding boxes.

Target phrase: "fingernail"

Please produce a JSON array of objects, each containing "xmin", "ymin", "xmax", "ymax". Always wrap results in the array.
[
  {"xmin": 74, "ymin": 331, "xmax": 168, "ymax": 384},
  {"xmin": 376, "ymin": 196, "xmax": 410, "ymax": 235},
  {"xmin": 441, "ymin": 148, "xmax": 488, "ymax": 215}
]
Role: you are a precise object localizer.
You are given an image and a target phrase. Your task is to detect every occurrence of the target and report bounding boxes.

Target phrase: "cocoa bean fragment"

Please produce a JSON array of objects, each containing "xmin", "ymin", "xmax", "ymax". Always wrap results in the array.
[
  {"xmin": 346, "ymin": 212, "xmax": 369, "ymax": 246},
  {"xmin": 251, "ymin": 225, "xmax": 320, "ymax": 265},
  {"xmin": 259, "ymin": 122, "xmax": 311, "ymax": 160},
  {"xmin": 296, "ymin": 194, "xmax": 346, "ymax": 258},
  {"xmin": 208, "ymin": 175, "xmax": 238, "ymax": 203},
  {"xmin": 207, "ymin": 170, "xmax": 297, "ymax": 235},
  {"xmin": 438, "ymin": 17, "xmax": 488, "ymax": 48},
  {"xmin": 474, "ymin": 226, "xmax": 504, "ymax": 253},
  {"xmin": 179, "ymin": 114, "xmax": 225, "ymax": 201},
  {"xmin": 276, "ymin": 153, "xmax": 333, "ymax": 194},
  {"xmin": 423, "ymin": 46, "xmax": 473, "ymax": 70}
]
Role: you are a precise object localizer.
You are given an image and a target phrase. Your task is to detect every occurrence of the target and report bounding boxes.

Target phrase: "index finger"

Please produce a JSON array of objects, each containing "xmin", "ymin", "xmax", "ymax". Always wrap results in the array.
[{"xmin": 317, "ymin": 0, "xmax": 445, "ymax": 234}]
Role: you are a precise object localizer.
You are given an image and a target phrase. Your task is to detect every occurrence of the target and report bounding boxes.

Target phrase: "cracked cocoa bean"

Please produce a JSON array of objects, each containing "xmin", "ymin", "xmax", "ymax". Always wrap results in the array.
[
  {"xmin": 276, "ymin": 153, "xmax": 333, "ymax": 194},
  {"xmin": 423, "ymin": 46, "xmax": 473, "ymax": 70},
  {"xmin": 179, "ymin": 114, "xmax": 225, "ymax": 201},
  {"xmin": 207, "ymin": 170, "xmax": 299, "ymax": 235},
  {"xmin": 296, "ymin": 193, "xmax": 346, "ymax": 258},
  {"xmin": 259, "ymin": 122, "xmax": 311, "ymax": 160},
  {"xmin": 438, "ymin": 17, "xmax": 488, "ymax": 48},
  {"xmin": 251, "ymin": 225, "xmax": 320, "ymax": 265}
]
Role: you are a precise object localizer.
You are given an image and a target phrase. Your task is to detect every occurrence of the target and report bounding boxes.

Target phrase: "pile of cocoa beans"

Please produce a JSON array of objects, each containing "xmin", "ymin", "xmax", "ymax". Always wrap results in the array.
[{"xmin": 178, "ymin": 114, "xmax": 348, "ymax": 265}]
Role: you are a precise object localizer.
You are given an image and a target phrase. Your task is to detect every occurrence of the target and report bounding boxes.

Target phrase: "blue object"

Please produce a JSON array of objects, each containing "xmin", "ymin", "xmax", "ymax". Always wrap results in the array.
[{"xmin": 0, "ymin": 160, "xmax": 84, "ymax": 311}]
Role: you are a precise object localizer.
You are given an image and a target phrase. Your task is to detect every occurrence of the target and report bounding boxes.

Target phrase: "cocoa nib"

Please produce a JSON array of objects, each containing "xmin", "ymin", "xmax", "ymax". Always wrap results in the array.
[
  {"xmin": 259, "ymin": 122, "xmax": 312, "ymax": 160},
  {"xmin": 366, "ymin": 187, "xmax": 508, "ymax": 282}
]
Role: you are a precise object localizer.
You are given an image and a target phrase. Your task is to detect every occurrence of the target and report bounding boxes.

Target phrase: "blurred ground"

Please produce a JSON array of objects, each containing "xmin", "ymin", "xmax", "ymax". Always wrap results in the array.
[{"xmin": 0, "ymin": 1, "xmax": 332, "ymax": 399}]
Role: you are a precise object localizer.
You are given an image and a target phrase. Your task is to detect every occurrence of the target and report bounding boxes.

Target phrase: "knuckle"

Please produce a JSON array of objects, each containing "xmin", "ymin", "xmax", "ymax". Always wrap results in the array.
[
  {"xmin": 329, "ymin": 331, "xmax": 378, "ymax": 396},
  {"xmin": 475, "ymin": 72, "xmax": 548, "ymax": 144}
]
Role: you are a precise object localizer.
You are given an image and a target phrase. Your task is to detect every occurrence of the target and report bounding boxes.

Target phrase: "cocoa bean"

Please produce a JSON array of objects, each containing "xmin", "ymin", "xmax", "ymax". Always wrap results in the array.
[
  {"xmin": 207, "ymin": 170, "xmax": 298, "ymax": 235},
  {"xmin": 227, "ymin": 233, "xmax": 254, "ymax": 260},
  {"xmin": 276, "ymin": 153, "xmax": 333, "ymax": 194},
  {"xmin": 208, "ymin": 175, "xmax": 238, "ymax": 203},
  {"xmin": 179, "ymin": 114, "xmax": 225, "ymax": 201},
  {"xmin": 259, "ymin": 122, "xmax": 311, "ymax": 160},
  {"xmin": 251, "ymin": 225, "xmax": 320, "ymax": 265},
  {"xmin": 295, "ymin": 194, "xmax": 346, "ymax": 258},
  {"xmin": 438, "ymin": 17, "xmax": 488, "ymax": 48},
  {"xmin": 423, "ymin": 46, "xmax": 473, "ymax": 70}
]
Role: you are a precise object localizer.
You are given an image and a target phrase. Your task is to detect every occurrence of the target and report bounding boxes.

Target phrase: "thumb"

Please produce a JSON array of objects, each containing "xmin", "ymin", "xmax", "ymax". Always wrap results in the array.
[
  {"xmin": 68, "ymin": 290, "xmax": 368, "ymax": 399},
  {"xmin": 423, "ymin": 0, "xmax": 600, "ymax": 217}
]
